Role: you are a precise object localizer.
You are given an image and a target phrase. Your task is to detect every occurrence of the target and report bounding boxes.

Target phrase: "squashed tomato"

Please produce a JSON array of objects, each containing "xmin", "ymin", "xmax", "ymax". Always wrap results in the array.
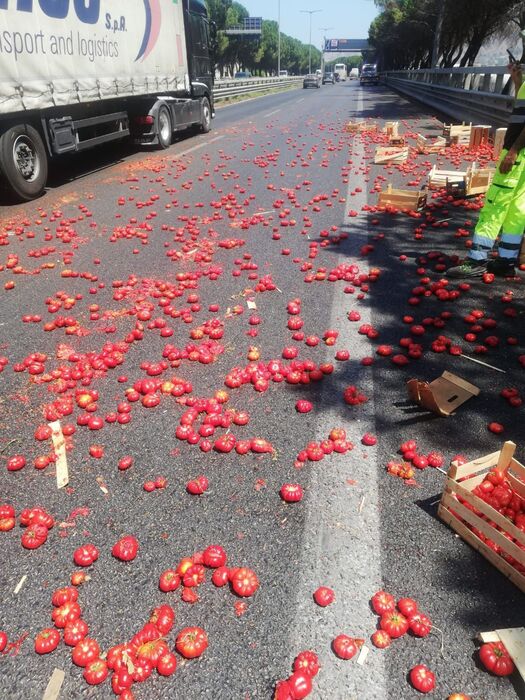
[
  {"xmin": 52, "ymin": 586, "xmax": 78, "ymax": 607},
  {"xmin": 287, "ymin": 671, "xmax": 312, "ymax": 699},
  {"xmin": 409, "ymin": 612, "xmax": 432, "ymax": 638},
  {"xmin": 52, "ymin": 601, "xmax": 82, "ymax": 629},
  {"xmin": 202, "ymin": 544, "xmax": 227, "ymax": 568},
  {"xmin": 175, "ymin": 626, "xmax": 208, "ymax": 659}
]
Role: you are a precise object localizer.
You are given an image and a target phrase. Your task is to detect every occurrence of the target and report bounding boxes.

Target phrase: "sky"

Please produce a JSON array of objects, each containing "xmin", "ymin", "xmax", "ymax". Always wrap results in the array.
[{"xmin": 240, "ymin": 0, "xmax": 378, "ymax": 50}]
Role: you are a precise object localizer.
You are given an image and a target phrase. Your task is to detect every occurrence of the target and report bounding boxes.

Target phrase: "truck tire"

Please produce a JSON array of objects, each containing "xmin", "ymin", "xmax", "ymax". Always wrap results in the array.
[
  {"xmin": 0, "ymin": 124, "xmax": 48, "ymax": 202},
  {"xmin": 200, "ymin": 97, "xmax": 212, "ymax": 133},
  {"xmin": 157, "ymin": 106, "xmax": 172, "ymax": 149}
]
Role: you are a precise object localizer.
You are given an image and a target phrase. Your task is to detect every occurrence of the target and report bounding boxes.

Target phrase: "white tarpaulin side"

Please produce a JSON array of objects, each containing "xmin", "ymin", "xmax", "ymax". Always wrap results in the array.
[{"xmin": 0, "ymin": 0, "xmax": 189, "ymax": 114}]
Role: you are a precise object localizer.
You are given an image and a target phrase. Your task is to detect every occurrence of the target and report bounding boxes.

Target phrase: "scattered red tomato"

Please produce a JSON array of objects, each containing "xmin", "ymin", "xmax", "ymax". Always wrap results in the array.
[
  {"xmin": 313, "ymin": 586, "xmax": 335, "ymax": 607},
  {"xmin": 34, "ymin": 628, "xmax": 60, "ymax": 654},
  {"xmin": 371, "ymin": 630, "xmax": 391, "ymax": 649},
  {"xmin": 175, "ymin": 626, "xmax": 208, "ymax": 659},
  {"xmin": 231, "ymin": 567, "xmax": 259, "ymax": 597},
  {"xmin": 21, "ymin": 523, "xmax": 48, "ymax": 549},
  {"xmin": 72, "ymin": 637, "xmax": 100, "ymax": 667},
  {"xmin": 293, "ymin": 650, "xmax": 320, "ymax": 677},
  {"xmin": 112, "ymin": 535, "xmax": 139, "ymax": 562},
  {"xmin": 73, "ymin": 544, "xmax": 99, "ymax": 567},
  {"xmin": 332, "ymin": 635, "xmax": 362, "ymax": 660},
  {"xmin": 409, "ymin": 664, "xmax": 436, "ymax": 693},
  {"xmin": 203, "ymin": 544, "xmax": 227, "ymax": 568},
  {"xmin": 380, "ymin": 611, "xmax": 409, "ymax": 639},
  {"xmin": 397, "ymin": 597, "xmax": 418, "ymax": 618},
  {"xmin": 409, "ymin": 612, "xmax": 432, "ymax": 637},
  {"xmin": 371, "ymin": 590, "xmax": 395, "ymax": 616},
  {"xmin": 287, "ymin": 671, "xmax": 312, "ymax": 699},
  {"xmin": 479, "ymin": 641, "xmax": 515, "ymax": 676},
  {"xmin": 83, "ymin": 658, "xmax": 108, "ymax": 685},
  {"xmin": 157, "ymin": 651, "xmax": 177, "ymax": 676},
  {"xmin": 280, "ymin": 483, "xmax": 304, "ymax": 502}
]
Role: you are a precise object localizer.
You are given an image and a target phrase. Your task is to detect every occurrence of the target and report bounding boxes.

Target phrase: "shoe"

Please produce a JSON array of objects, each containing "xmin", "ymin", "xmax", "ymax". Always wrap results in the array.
[
  {"xmin": 486, "ymin": 258, "xmax": 516, "ymax": 277},
  {"xmin": 445, "ymin": 259, "xmax": 487, "ymax": 278}
]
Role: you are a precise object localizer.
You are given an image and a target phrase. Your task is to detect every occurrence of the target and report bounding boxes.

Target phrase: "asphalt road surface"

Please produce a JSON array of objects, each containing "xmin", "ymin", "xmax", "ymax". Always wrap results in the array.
[{"xmin": 0, "ymin": 80, "xmax": 524, "ymax": 700}]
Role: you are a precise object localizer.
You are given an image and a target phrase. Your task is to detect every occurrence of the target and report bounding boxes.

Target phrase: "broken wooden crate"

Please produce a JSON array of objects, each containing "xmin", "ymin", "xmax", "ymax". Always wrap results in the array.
[
  {"xmin": 416, "ymin": 134, "xmax": 446, "ymax": 154},
  {"xmin": 478, "ymin": 628, "xmax": 525, "ymax": 683},
  {"xmin": 427, "ymin": 164, "xmax": 495, "ymax": 197},
  {"xmin": 377, "ymin": 184, "xmax": 427, "ymax": 210},
  {"xmin": 407, "ymin": 370, "xmax": 479, "ymax": 416},
  {"xmin": 345, "ymin": 120, "xmax": 378, "ymax": 133},
  {"xmin": 438, "ymin": 441, "xmax": 525, "ymax": 594},
  {"xmin": 469, "ymin": 124, "xmax": 491, "ymax": 148},
  {"xmin": 374, "ymin": 145, "xmax": 409, "ymax": 164}
]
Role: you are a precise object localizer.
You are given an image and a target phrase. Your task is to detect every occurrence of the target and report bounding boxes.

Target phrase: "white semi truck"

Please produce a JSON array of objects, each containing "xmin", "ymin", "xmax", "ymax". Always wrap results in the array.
[{"xmin": 0, "ymin": 0, "xmax": 215, "ymax": 201}]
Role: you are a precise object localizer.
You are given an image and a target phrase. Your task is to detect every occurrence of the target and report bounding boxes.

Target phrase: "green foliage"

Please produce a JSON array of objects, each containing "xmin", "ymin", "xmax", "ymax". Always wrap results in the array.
[
  {"xmin": 369, "ymin": 0, "xmax": 525, "ymax": 69},
  {"xmin": 205, "ymin": 0, "xmax": 321, "ymax": 76}
]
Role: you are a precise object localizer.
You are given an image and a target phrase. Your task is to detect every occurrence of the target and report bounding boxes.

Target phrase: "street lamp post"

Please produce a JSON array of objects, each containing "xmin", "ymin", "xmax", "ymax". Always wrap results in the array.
[
  {"xmin": 319, "ymin": 26, "xmax": 333, "ymax": 74},
  {"xmin": 300, "ymin": 9, "xmax": 321, "ymax": 74},
  {"xmin": 277, "ymin": 0, "xmax": 281, "ymax": 77}
]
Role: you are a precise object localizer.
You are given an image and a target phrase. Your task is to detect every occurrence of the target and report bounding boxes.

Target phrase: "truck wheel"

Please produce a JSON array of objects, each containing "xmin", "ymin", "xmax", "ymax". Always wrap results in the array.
[
  {"xmin": 200, "ymin": 98, "xmax": 212, "ymax": 133},
  {"xmin": 157, "ymin": 106, "xmax": 172, "ymax": 149},
  {"xmin": 0, "ymin": 124, "xmax": 48, "ymax": 202}
]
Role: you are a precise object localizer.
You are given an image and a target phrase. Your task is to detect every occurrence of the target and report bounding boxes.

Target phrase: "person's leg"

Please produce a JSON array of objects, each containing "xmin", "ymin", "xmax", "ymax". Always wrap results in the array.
[
  {"xmin": 487, "ymin": 162, "xmax": 525, "ymax": 274},
  {"xmin": 447, "ymin": 148, "xmax": 525, "ymax": 277}
]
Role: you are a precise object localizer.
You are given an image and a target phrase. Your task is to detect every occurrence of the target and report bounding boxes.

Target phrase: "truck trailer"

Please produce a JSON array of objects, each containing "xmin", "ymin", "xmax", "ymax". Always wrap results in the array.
[{"xmin": 0, "ymin": 0, "xmax": 215, "ymax": 201}]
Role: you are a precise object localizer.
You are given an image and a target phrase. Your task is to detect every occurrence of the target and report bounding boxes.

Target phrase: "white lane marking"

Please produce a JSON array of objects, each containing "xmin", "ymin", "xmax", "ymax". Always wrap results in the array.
[
  {"xmin": 296, "ymin": 98, "xmax": 305, "ymax": 104},
  {"xmin": 290, "ymin": 87, "xmax": 387, "ymax": 699},
  {"xmin": 180, "ymin": 135, "xmax": 224, "ymax": 156},
  {"xmin": 264, "ymin": 109, "xmax": 281, "ymax": 118}
]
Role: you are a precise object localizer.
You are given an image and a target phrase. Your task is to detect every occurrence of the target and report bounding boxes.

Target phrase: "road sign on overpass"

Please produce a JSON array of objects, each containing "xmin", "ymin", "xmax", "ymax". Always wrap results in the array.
[{"xmin": 324, "ymin": 39, "xmax": 369, "ymax": 53}]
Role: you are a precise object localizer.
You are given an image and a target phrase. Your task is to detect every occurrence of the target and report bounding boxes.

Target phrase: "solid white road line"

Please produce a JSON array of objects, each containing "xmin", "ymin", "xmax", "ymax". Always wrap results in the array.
[
  {"xmin": 264, "ymin": 109, "xmax": 281, "ymax": 118},
  {"xmin": 180, "ymin": 135, "xmax": 225, "ymax": 156},
  {"xmin": 289, "ymin": 87, "xmax": 387, "ymax": 699}
]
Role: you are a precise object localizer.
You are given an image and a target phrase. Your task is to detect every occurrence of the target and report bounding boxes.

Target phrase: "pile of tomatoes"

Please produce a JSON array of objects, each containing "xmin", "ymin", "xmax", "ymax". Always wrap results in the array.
[
  {"xmin": 0, "ymin": 504, "xmax": 54, "ymax": 550},
  {"xmin": 158, "ymin": 545, "xmax": 259, "ymax": 604},
  {"xmin": 33, "ymin": 545, "xmax": 258, "ymax": 694},
  {"xmin": 370, "ymin": 591, "xmax": 435, "ymax": 693},
  {"xmin": 274, "ymin": 650, "xmax": 320, "ymax": 699},
  {"xmin": 457, "ymin": 465, "xmax": 525, "ymax": 575}
]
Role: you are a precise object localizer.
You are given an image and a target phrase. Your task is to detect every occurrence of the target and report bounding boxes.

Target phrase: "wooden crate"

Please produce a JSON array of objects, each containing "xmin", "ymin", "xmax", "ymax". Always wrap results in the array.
[
  {"xmin": 466, "ymin": 165, "xmax": 495, "ymax": 196},
  {"xmin": 469, "ymin": 125, "xmax": 491, "ymax": 149},
  {"xmin": 428, "ymin": 164, "xmax": 466, "ymax": 189},
  {"xmin": 377, "ymin": 184, "xmax": 427, "ymax": 210},
  {"xmin": 438, "ymin": 441, "xmax": 525, "ymax": 594},
  {"xmin": 383, "ymin": 120, "xmax": 399, "ymax": 137},
  {"xmin": 493, "ymin": 128, "xmax": 507, "ymax": 159},
  {"xmin": 416, "ymin": 134, "xmax": 446, "ymax": 154},
  {"xmin": 374, "ymin": 146, "xmax": 409, "ymax": 164},
  {"xmin": 443, "ymin": 122, "xmax": 472, "ymax": 145}
]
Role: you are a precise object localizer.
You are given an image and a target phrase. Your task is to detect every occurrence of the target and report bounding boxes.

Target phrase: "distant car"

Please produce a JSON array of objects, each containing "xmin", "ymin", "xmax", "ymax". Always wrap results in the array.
[
  {"xmin": 234, "ymin": 71, "xmax": 252, "ymax": 79},
  {"xmin": 279, "ymin": 70, "xmax": 288, "ymax": 77},
  {"xmin": 303, "ymin": 74, "xmax": 321, "ymax": 89},
  {"xmin": 360, "ymin": 64, "xmax": 379, "ymax": 85},
  {"xmin": 349, "ymin": 68, "xmax": 359, "ymax": 80},
  {"xmin": 322, "ymin": 71, "xmax": 335, "ymax": 85}
]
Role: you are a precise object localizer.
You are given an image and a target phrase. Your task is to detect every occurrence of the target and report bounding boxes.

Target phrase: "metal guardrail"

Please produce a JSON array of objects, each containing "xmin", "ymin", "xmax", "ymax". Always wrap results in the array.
[
  {"xmin": 383, "ymin": 67, "xmax": 515, "ymax": 128},
  {"xmin": 213, "ymin": 76, "xmax": 304, "ymax": 101}
]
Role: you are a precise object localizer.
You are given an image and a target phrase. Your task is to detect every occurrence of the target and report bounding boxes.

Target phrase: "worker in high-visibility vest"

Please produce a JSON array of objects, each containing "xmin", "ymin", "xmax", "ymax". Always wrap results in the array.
[{"xmin": 448, "ymin": 61, "xmax": 525, "ymax": 278}]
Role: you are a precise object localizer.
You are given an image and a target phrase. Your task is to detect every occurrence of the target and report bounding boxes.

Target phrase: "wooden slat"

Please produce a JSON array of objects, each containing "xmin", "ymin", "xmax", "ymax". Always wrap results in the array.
[
  {"xmin": 449, "ymin": 451, "xmax": 500, "ymax": 480},
  {"xmin": 508, "ymin": 472, "xmax": 525, "ymax": 500},
  {"xmin": 497, "ymin": 628, "xmax": 525, "ymax": 681},
  {"xmin": 438, "ymin": 504, "xmax": 525, "ymax": 594},
  {"xmin": 446, "ymin": 480, "xmax": 525, "ymax": 547},
  {"xmin": 510, "ymin": 457, "xmax": 525, "ymax": 479},
  {"xmin": 441, "ymin": 493, "xmax": 525, "ymax": 565},
  {"xmin": 42, "ymin": 669, "xmax": 65, "ymax": 700},
  {"xmin": 455, "ymin": 472, "xmax": 486, "ymax": 491},
  {"xmin": 498, "ymin": 440, "xmax": 516, "ymax": 469}
]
